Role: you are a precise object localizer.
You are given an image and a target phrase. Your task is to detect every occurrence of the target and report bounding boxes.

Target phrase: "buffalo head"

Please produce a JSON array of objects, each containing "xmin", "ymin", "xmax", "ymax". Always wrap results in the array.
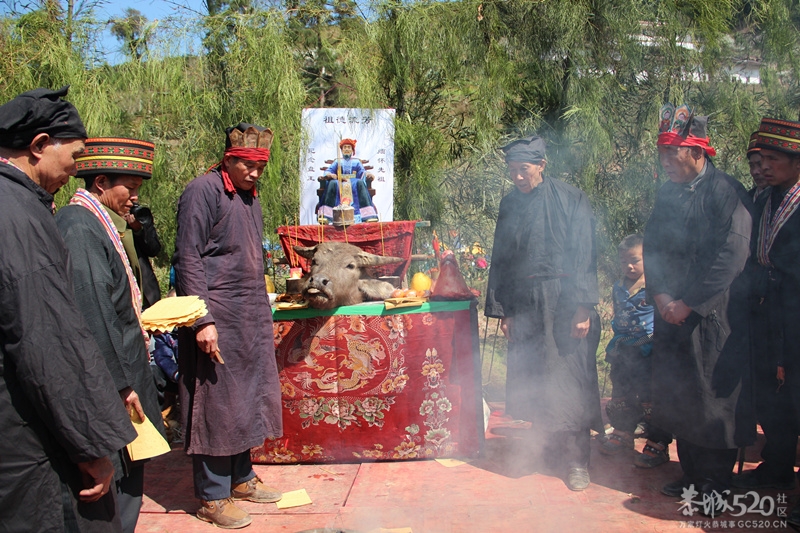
[{"xmin": 294, "ymin": 242, "xmax": 404, "ymax": 309}]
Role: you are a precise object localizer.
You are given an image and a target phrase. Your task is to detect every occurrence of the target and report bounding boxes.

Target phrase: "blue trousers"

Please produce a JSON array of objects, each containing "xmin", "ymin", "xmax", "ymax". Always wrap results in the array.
[{"xmin": 192, "ymin": 452, "xmax": 255, "ymax": 500}]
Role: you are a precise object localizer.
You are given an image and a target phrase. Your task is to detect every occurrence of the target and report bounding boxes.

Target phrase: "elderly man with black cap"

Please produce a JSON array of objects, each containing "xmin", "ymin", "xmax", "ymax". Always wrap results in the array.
[
  {"xmin": 54, "ymin": 137, "xmax": 166, "ymax": 533},
  {"xmin": 0, "ymin": 87, "xmax": 136, "ymax": 532},
  {"xmin": 485, "ymin": 135, "xmax": 603, "ymax": 491},
  {"xmin": 173, "ymin": 123, "xmax": 283, "ymax": 528},
  {"xmin": 733, "ymin": 119, "xmax": 800, "ymax": 516},
  {"xmin": 643, "ymin": 105, "xmax": 753, "ymax": 502}
]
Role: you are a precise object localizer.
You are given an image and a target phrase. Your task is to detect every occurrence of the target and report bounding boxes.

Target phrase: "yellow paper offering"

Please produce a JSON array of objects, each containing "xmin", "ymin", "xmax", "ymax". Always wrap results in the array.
[
  {"xmin": 275, "ymin": 488, "xmax": 312, "ymax": 509},
  {"xmin": 141, "ymin": 296, "xmax": 208, "ymax": 331},
  {"xmin": 126, "ymin": 413, "xmax": 171, "ymax": 461},
  {"xmin": 434, "ymin": 458, "xmax": 469, "ymax": 468}
]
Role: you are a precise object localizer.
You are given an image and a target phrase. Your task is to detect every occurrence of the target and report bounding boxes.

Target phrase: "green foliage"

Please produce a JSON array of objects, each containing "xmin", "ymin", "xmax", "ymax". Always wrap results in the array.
[{"xmin": 2, "ymin": 0, "xmax": 800, "ymax": 298}]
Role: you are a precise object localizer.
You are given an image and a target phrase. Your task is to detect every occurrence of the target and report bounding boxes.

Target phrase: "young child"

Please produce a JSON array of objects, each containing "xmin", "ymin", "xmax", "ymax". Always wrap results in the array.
[{"xmin": 599, "ymin": 235, "xmax": 663, "ymax": 464}]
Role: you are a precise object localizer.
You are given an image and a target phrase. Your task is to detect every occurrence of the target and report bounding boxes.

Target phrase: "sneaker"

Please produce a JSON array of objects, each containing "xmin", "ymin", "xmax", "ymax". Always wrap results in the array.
[
  {"xmin": 731, "ymin": 469, "xmax": 796, "ymax": 491},
  {"xmin": 232, "ymin": 476, "xmax": 282, "ymax": 503},
  {"xmin": 197, "ymin": 498, "xmax": 252, "ymax": 529},
  {"xmin": 599, "ymin": 431, "xmax": 634, "ymax": 456},
  {"xmin": 634, "ymin": 440, "xmax": 670, "ymax": 468},
  {"xmin": 566, "ymin": 467, "xmax": 590, "ymax": 491}
]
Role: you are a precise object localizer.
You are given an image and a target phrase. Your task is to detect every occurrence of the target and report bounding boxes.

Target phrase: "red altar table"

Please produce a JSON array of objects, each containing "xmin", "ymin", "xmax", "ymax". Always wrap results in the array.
[{"xmin": 251, "ymin": 300, "xmax": 483, "ymax": 463}]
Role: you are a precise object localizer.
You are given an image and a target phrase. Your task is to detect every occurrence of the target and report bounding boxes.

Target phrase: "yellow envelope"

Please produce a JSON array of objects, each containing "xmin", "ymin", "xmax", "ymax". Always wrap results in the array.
[
  {"xmin": 275, "ymin": 488, "xmax": 312, "ymax": 509},
  {"xmin": 126, "ymin": 413, "xmax": 171, "ymax": 461}
]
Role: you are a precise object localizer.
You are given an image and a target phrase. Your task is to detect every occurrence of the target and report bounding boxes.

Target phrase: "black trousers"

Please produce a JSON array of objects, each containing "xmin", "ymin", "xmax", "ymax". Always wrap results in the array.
[
  {"xmin": 116, "ymin": 463, "xmax": 144, "ymax": 533},
  {"xmin": 676, "ymin": 439, "xmax": 738, "ymax": 490},
  {"xmin": 755, "ymin": 381, "xmax": 798, "ymax": 481},
  {"xmin": 544, "ymin": 430, "xmax": 591, "ymax": 469}
]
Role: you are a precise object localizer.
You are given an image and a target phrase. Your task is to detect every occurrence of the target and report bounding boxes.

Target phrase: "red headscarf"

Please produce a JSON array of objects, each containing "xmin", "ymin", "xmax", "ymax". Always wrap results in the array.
[
  {"xmin": 340, "ymin": 138, "xmax": 357, "ymax": 155},
  {"xmin": 219, "ymin": 146, "xmax": 270, "ymax": 197},
  {"xmin": 657, "ymin": 132, "xmax": 717, "ymax": 157}
]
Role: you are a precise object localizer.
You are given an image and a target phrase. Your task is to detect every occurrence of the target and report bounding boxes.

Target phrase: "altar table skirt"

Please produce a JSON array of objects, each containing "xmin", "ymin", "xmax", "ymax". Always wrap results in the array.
[{"xmin": 251, "ymin": 301, "xmax": 483, "ymax": 463}]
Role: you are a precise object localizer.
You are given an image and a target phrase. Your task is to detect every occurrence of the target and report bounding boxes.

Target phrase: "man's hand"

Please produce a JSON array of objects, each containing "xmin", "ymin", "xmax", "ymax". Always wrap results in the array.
[
  {"xmin": 119, "ymin": 386, "xmax": 145, "ymax": 422},
  {"xmin": 570, "ymin": 306, "xmax": 591, "ymax": 339},
  {"xmin": 196, "ymin": 323, "xmax": 219, "ymax": 355},
  {"xmin": 122, "ymin": 213, "xmax": 142, "ymax": 232},
  {"xmin": 662, "ymin": 299, "xmax": 692, "ymax": 326},
  {"xmin": 76, "ymin": 456, "xmax": 115, "ymax": 503},
  {"xmin": 499, "ymin": 317, "xmax": 513, "ymax": 340},
  {"xmin": 652, "ymin": 293, "xmax": 674, "ymax": 318}
]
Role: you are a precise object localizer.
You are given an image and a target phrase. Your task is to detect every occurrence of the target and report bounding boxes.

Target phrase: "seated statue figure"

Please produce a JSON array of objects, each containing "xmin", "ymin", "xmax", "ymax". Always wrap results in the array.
[{"xmin": 318, "ymin": 138, "xmax": 378, "ymax": 223}]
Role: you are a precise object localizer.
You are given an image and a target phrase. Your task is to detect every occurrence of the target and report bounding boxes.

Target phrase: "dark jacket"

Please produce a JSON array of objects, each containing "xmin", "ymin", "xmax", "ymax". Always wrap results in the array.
[
  {"xmin": 173, "ymin": 170, "xmax": 283, "ymax": 456},
  {"xmin": 484, "ymin": 177, "xmax": 602, "ymax": 434},
  {"xmin": 55, "ymin": 204, "xmax": 166, "ymax": 477},
  {"xmin": 0, "ymin": 162, "xmax": 135, "ymax": 532},
  {"xmin": 643, "ymin": 162, "xmax": 753, "ymax": 448}
]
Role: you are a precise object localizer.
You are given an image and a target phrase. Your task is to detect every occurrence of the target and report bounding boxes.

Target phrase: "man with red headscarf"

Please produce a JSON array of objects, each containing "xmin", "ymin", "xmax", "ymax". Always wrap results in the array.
[
  {"xmin": 643, "ymin": 105, "xmax": 753, "ymax": 503},
  {"xmin": 319, "ymin": 138, "xmax": 378, "ymax": 223},
  {"xmin": 173, "ymin": 123, "xmax": 283, "ymax": 529}
]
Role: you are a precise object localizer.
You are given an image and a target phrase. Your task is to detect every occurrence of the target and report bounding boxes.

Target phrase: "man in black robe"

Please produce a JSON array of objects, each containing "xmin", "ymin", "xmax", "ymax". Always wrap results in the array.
[
  {"xmin": 733, "ymin": 119, "xmax": 800, "ymax": 506},
  {"xmin": 56, "ymin": 137, "xmax": 166, "ymax": 533},
  {"xmin": 485, "ymin": 135, "xmax": 602, "ymax": 491},
  {"xmin": 0, "ymin": 87, "xmax": 135, "ymax": 532},
  {"xmin": 173, "ymin": 123, "xmax": 283, "ymax": 529},
  {"xmin": 644, "ymin": 107, "xmax": 752, "ymax": 500}
]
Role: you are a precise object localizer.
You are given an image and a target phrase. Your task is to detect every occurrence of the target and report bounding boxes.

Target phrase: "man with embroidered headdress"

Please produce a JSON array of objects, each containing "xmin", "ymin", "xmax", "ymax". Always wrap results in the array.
[
  {"xmin": 643, "ymin": 106, "xmax": 753, "ymax": 500},
  {"xmin": 0, "ymin": 87, "xmax": 135, "ymax": 532},
  {"xmin": 732, "ymin": 119, "xmax": 800, "ymax": 507},
  {"xmin": 173, "ymin": 123, "xmax": 283, "ymax": 529},
  {"xmin": 485, "ymin": 135, "xmax": 602, "ymax": 491},
  {"xmin": 55, "ymin": 137, "xmax": 167, "ymax": 533},
  {"xmin": 318, "ymin": 138, "xmax": 378, "ymax": 223}
]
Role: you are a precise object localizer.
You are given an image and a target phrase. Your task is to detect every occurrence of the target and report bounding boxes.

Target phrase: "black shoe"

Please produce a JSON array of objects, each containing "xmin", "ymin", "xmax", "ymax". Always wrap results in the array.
[
  {"xmin": 662, "ymin": 478, "xmax": 691, "ymax": 498},
  {"xmin": 788, "ymin": 504, "xmax": 800, "ymax": 529},
  {"xmin": 696, "ymin": 481, "xmax": 731, "ymax": 518},
  {"xmin": 566, "ymin": 467, "xmax": 590, "ymax": 491},
  {"xmin": 731, "ymin": 470, "xmax": 796, "ymax": 491}
]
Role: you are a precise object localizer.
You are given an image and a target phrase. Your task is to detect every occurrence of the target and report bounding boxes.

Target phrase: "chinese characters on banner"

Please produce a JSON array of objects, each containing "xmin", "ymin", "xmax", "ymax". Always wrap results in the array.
[{"xmin": 299, "ymin": 108, "xmax": 395, "ymax": 226}]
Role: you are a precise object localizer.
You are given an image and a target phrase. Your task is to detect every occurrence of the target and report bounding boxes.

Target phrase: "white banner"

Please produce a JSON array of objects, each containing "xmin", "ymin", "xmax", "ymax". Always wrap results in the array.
[{"xmin": 299, "ymin": 108, "xmax": 395, "ymax": 225}]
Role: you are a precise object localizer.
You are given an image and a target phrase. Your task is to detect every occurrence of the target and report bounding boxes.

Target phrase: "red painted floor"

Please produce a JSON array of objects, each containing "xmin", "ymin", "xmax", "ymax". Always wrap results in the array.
[{"xmin": 136, "ymin": 404, "xmax": 796, "ymax": 533}]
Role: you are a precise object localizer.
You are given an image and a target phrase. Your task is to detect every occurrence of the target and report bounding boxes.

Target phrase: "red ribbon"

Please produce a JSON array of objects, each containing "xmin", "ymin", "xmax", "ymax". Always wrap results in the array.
[
  {"xmin": 657, "ymin": 132, "xmax": 717, "ymax": 157},
  {"xmin": 218, "ymin": 147, "xmax": 271, "ymax": 197}
]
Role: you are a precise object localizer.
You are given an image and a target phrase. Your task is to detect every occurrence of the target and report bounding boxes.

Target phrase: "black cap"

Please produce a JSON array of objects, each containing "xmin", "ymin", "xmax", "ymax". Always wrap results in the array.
[
  {"xmin": 0, "ymin": 86, "xmax": 87, "ymax": 149},
  {"xmin": 501, "ymin": 135, "xmax": 546, "ymax": 163}
]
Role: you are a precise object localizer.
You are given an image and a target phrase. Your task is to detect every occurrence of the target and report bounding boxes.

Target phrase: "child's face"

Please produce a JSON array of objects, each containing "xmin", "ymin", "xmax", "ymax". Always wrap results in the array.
[{"xmin": 619, "ymin": 245, "xmax": 644, "ymax": 281}]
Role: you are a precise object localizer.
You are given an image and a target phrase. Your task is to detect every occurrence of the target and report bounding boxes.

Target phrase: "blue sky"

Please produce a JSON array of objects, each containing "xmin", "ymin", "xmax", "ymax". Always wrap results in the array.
[{"xmin": 92, "ymin": 0, "xmax": 206, "ymax": 62}]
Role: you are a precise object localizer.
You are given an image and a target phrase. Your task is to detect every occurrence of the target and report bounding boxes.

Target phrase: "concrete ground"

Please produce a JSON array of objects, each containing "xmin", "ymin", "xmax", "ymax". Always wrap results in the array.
[{"xmin": 135, "ymin": 403, "xmax": 796, "ymax": 533}]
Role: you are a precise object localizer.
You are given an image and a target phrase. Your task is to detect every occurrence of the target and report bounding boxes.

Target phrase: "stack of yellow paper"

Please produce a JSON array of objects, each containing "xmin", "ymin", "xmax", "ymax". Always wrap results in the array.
[{"xmin": 141, "ymin": 295, "xmax": 208, "ymax": 331}]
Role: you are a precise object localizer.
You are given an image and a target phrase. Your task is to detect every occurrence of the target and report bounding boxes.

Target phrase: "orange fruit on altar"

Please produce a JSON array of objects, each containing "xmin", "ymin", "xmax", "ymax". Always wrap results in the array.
[{"xmin": 411, "ymin": 272, "xmax": 432, "ymax": 292}]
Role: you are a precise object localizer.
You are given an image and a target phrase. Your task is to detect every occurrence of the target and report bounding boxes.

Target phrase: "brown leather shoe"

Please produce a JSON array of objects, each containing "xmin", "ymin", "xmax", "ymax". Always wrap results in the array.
[
  {"xmin": 196, "ymin": 498, "xmax": 252, "ymax": 529},
  {"xmin": 231, "ymin": 476, "xmax": 282, "ymax": 503}
]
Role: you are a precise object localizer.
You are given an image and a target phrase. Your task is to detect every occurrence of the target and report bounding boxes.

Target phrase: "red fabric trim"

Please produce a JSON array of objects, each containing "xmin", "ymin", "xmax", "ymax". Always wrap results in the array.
[
  {"xmin": 277, "ymin": 221, "xmax": 418, "ymax": 280},
  {"xmin": 657, "ymin": 132, "xmax": 717, "ymax": 157}
]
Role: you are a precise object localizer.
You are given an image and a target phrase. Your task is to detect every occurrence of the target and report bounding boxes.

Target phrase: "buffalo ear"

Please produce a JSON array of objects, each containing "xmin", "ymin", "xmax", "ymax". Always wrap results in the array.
[
  {"xmin": 354, "ymin": 251, "xmax": 404, "ymax": 267},
  {"xmin": 293, "ymin": 245, "xmax": 318, "ymax": 259},
  {"xmin": 358, "ymin": 279, "xmax": 396, "ymax": 301}
]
